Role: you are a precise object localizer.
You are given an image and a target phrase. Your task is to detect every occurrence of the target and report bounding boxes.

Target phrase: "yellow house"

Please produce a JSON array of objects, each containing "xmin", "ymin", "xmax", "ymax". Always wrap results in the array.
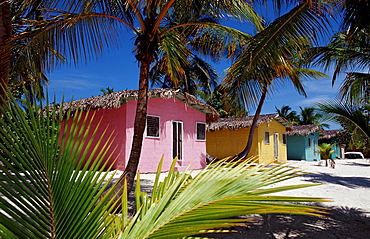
[{"xmin": 206, "ymin": 114, "xmax": 292, "ymax": 164}]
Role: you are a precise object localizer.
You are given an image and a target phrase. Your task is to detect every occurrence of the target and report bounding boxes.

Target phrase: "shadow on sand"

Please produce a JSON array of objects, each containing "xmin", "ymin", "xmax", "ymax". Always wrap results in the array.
[
  {"xmin": 300, "ymin": 173, "xmax": 370, "ymax": 189},
  {"xmin": 199, "ymin": 205, "xmax": 370, "ymax": 239}
]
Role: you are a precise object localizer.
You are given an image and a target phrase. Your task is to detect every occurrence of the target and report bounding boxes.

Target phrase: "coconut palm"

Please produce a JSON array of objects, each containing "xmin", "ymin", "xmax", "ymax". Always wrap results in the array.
[
  {"xmin": 0, "ymin": 0, "xmax": 66, "ymax": 102},
  {"xmin": 223, "ymin": 2, "xmax": 329, "ymax": 159},
  {"xmin": 298, "ymin": 106, "xmax": 330, "ymax": 129},
  {"xmin": 0, "ymin": 1, "xmax": 11, "ymax": 101},
  {"xmin": 275, "ymin": 105, "xmax": 299, "ymax": 124},
  {"xmin": 316, "ymin": 143, "xmax": 335, "ymax": 167},
  {"xmin": 100, "ymin": 87, "xmax": 115, "ymax": 95},
  {"xmin": 29, "ymin": 0, "xmax": 263, "ymax": 194},
  {"xmin": 310, "ymin": 29, "xmax": 370, "ymax": 104},
  {"xmin": 149, "ymin": 54, "xmax": 219, "ymax": 98},
  {"xmin": 341, "ymin": 0, "xmax": 370, "ymax": 40},
  {"xmin": 317, "ymin": 100, "xmax": 370, "ymax": 139},
  {"xmin": 204, "ymin": 84, "xmax": 249, "ymax": 118}
]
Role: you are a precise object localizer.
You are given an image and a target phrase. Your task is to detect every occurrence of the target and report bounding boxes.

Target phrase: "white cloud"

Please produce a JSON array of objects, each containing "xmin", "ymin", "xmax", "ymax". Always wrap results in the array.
[
  {"xmin": 303, "ymin": 78, "xmax": 339, "ymax": 95},
  {"xmin": 297, "ymin": 94, "xmax": 335, "ymax": 107},
  {"xmin": 49, "ymin": 78, "xmax": 103, "ymax": 91}
]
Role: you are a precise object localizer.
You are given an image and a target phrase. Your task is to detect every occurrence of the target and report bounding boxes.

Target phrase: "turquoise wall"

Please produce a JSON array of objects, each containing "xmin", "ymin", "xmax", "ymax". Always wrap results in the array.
[{"xmin": 287, "ymin": 133, "xmax": 320, "ymax": 161}]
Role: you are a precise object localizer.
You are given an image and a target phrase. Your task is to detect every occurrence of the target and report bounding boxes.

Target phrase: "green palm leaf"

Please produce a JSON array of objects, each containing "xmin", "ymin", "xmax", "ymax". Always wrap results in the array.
[
  {"xmin": 317, "ymin": 100, "xmax": 370, "ymax": 139},
  {"xmin": 0, "ymin": 91, "xmax": 118, "ymax": 238},
  {"xmin": 117, "ymin": 157, "xmax": 328, "ymax": 239}
]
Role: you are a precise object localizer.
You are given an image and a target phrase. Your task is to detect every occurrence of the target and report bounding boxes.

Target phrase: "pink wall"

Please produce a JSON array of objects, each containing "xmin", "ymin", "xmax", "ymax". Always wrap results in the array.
[
  {"xmin": 66, "ymin": 97, "xmax": 208, "ymax": 173},
  {"xmin": 124, "ymin": 97, "xmax": 207, "ymax": 173},
  {"xmin": 61, "ymin": 107, "xmax": 126, "ymax": 170}
]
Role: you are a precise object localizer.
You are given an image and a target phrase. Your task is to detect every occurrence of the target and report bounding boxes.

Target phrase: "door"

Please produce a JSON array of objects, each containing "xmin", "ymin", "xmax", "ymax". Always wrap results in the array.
[
  {"xmin": 173, "ymin": 121, "xmax": 183, "ymax": 160},
  {"xmin": 273, "ymin": 133, "xmax": 279, "ymax": 158}
]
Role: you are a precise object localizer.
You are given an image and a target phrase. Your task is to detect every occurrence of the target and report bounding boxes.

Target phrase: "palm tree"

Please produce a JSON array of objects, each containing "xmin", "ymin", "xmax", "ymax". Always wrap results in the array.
[
  {"xmin": 341, "ymin": 0, "xmax": 370, "ymax": 40},
  {"xmin": 150, "ymin": 54, "xmax": 219, "ymax": 97},
  {"xmin": 0, "ymin": 0, "xmax": 67, "ymax": 103},
  {"xmin": 223, "ymin": 2, "xmax": 329, "ymax": 159},
  {"xmin": 298, "ymin": 106, "xmax": 329, "ymax": 129},
  {"xmin": 32, "ymin": 0, "xmax": 262, "ymax": 193},
  {"xmin": 275, "ymin": 105, "xmax": 299, "ymax": 124},
  {"xmin": 0, "ymin": 1, "xmax": 11, "ymax": 102},
  {"xmin": 100, "ymin": 87, "xmax": 115, "ymax": 95},
  {"xmin": 204, "ymin": 84, "xmax": 249, "ymax": 118},
  {"xmin": 317, "ymin": 100, "xmax": 370, "ymax": 139},
  {"xmin": 316, "ymin": 143, "xmax": 335, "ymax": 167},
  {"xmin": 311, "ymin": 30, "xmax": 370, "ymax": 104}
]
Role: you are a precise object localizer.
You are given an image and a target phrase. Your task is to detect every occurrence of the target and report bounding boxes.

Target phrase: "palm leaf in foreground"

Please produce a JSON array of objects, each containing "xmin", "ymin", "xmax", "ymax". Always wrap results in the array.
[
  {"xmin": 0, "ymin": 92, "xmax": 118, "ymax": 238},
  {"xmin": 118, "ymin": 157, "xmax": 329, "ymax": 239}
]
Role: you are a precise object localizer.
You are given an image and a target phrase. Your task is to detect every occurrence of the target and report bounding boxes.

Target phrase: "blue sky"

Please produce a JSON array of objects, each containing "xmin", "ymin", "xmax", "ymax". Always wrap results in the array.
[
  {"xmin": 47, "ymin": 7, "xmax": 344, "ymax": 129},
  {"xmin": 47, "ymin": 44, "xmax": 343, "ymax": 130}
]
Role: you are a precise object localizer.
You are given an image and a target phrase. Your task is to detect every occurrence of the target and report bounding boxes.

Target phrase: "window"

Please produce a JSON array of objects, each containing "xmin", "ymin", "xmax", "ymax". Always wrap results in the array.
[
  {"xmin": 173, "ymin": 121, "xmax": 183, "ymax": 160},
  {"xmin": 282, "ymin": 133, "xmax": 287, "ymax": 145},
  {"xmin": 308, "ymin": 137, "xmax": 311, "ymax": 147},
  {"xmin": 264, "ymin": 131, "xmax": 270, "ymax": 144},
  {"xmin": 146, "ymin": 115, "xmax": 159, "ymax": 138},
  {"xmin": 196, "ymin": 122, "xmax": 206, "ymax": 140},
  {"xmin": 274, "ymin": 133, "xmax": 279, "ymax": 158}
]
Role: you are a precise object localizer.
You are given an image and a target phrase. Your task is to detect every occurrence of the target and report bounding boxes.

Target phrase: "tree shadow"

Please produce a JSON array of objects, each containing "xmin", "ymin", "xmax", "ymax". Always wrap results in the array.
[
  {"xmin": 340, "ymin": 161, "xmax": 370, "ymax": 167},
  {"xmin": 199, "ymin": 205, "xmax": 370, "ymax": 238},
  {"xmin": 300, "ymin": 173, "xmax": 370, "ymax": 189}
]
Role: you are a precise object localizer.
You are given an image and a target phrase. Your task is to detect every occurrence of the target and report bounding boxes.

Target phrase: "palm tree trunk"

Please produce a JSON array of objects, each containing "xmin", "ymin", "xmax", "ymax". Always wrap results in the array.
[
  {"xmin": 104, "ymin": 59, "xmax": 150, "ymax": 208},
  {"xmin": 0, "ymin": 2, "xmax": 11, "ymax": 102},
  {"xmin": 236, "ymin": 87, "xmax": 267, "ymax": 159},
  {"xmin": 124, "ymin": 60, "xmax": 150, "ymax": 193}
]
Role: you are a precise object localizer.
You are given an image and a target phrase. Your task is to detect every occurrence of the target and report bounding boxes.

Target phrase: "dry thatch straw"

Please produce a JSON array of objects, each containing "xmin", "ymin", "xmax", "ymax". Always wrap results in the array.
[
  {"xmin": 320, "ymin": 130, "xmax": 342, "ymax": 139},
  {"xmin": 207, "ymin": 114, "xmax": 292, "ymax": 131},
  {"xmin": 47, "ymin": 88, "xmax": 219, "ymax": 122},
  {"xmin": 287, "ymin": 124, "xmax": 324, "ymax": 136}
]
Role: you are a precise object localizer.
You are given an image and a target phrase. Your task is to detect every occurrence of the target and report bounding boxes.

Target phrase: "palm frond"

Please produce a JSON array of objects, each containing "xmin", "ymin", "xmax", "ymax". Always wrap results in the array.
[
  {"xmin": 117, "ymin": 157, "xmax": 328, "ymax": 239},
  {"xmin": 338, "ymin": 72, "xmax": 370, "ymax": 103},
  {"xmin": 224, "ymin": 3, "xmax": 328, "ymax": 109},
  {"xmin": 317, "ymin": 100, "xmax": 370, "ymax": 139},
  {"xmin": 0, "ymin": 90, "xmax": 119, "ymax": 238}
]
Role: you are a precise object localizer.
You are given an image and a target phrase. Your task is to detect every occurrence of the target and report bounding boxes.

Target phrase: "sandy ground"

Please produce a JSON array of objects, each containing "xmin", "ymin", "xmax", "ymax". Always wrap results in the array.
[{"xmin": 132, "ymin": 158, "xmax": 370, "ymax": 238}]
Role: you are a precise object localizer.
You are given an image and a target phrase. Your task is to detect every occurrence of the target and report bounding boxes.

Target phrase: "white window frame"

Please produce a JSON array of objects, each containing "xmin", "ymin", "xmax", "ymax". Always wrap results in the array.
[
  {"xmin": 146, "ymin": 115, "xmax": 160, "ymax": 138},
  {"xmin": 172, "ymin": 121, "xmax": 183, "ymax": 161},
  {"xmin": 273, "ymin": 133, "xmax": 279, "ymax": 158},
  {"xmin": 196, "ymin": 122, "xmax": 206, "ymax": 141},
  {"xmin": 264, "ymin": 131, "xmax": 270, "ymax": 144}
]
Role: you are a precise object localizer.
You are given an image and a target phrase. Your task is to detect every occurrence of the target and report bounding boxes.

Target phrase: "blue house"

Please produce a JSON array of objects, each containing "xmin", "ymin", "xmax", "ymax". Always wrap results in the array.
[
  {"xmin": 287, "ymin": 125, "xmax": 323, "ymax": 161},
  {"xmin": 319, "ymin": 130, "xmax": 343, "ymax": 159}
]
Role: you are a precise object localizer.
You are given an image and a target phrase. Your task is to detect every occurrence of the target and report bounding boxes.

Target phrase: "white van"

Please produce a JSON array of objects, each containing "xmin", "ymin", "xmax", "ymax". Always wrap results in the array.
[{"xmin": 344, "ymin": 152, "xmax": 365, "ymax": 159}]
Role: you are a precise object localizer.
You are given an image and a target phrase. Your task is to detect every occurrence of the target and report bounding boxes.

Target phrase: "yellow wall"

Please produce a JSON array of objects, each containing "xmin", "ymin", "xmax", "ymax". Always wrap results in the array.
[
  {"xmin": 256, "ymin": 121, "xmax": 287, "ymax": 164},
  {"xmin": 206, "ymin": 128, "xmax": 258, "ymax": 159},
  {"xmin": 206, "ymin": 120, "xmax": 287, "ymax": 163}
]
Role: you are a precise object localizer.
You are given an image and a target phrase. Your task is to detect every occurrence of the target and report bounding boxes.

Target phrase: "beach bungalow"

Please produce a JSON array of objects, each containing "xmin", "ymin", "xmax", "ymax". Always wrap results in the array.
[
  {"xmin": 286, "ymin": 124, "xmax": 323, "ymax": 161},
  {"xmin": 55, "ymin": 88, "xmax": 219, "ymax": 173},
  {"xmin": 206, "ymin": 114, "xmax": 292, "ymax": 164},
  {"xmin": 320, "ymin": 130, "xmax": 343, "ymax": 159}
]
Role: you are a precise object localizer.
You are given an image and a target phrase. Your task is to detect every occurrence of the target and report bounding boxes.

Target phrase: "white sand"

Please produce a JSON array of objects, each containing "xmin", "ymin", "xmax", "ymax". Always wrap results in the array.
[
  {"xmin": 110, "ymin": 159, "xmax": 370, "ymax": 238},
  {"xmin": 133, "ymin": 158, "xmax": 370, "ymax": 215},
  {"xmin": 272, "ymin": 159, "xmax": 370, "ymax": 215}
]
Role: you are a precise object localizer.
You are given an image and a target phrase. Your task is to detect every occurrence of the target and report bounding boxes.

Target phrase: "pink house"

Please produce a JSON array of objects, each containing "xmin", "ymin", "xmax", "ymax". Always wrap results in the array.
[{"xmin": 58, "ymin": 88, "xmax": 219, "ymax": 173}]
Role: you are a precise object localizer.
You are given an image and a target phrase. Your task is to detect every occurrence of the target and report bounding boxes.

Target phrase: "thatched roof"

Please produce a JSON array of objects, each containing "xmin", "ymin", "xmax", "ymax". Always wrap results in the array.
[
  {"xmin": 320, "ymin": 129, "xmax": 342, "ymax": 139},
  {"xmin": 286, "ymin": 124, "xmax": 324, "ymax": 136},
  {"xmin": 207, "ymin": 114, "xmax": 292, "ymax": 131},
  {"xmin": 49, "ymin": 88, "xmax": 219, "ymax": 122}
]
